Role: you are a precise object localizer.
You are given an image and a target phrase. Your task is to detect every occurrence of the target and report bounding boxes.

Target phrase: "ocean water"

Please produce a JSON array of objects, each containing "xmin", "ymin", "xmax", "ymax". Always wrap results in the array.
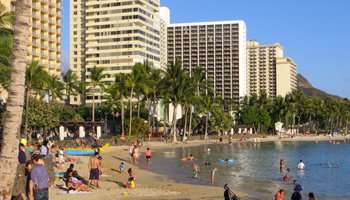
[{"xmin": 140, "ymin": 141, "xmax": 350, "ymax": 200}]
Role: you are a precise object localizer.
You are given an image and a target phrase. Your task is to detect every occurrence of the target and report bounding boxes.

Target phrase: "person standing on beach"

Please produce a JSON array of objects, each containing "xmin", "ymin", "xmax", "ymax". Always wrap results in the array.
[
  {"xmin": 129, "ymin": 144, "xmax": 134, "ymax": 163},
  {"xmin": 88, "ymin": 152, "xmax": 101, "ymax": 188},
  {"xmin": 211, "ymin": 168, "xmax": 217, "ymax": 184},
  {"xmin": 298, "ymin": 160, "xmax": 305, "ymax": 170},
  {"xmin": 145, "ymin": 148, "xmax": 152, "ymax": 163},
  {"xmin": 30, "ymin": 156, "xmax": 49, "ymax": 200},
  {"xmin": 133, "ymin": 146, "xmax": 139, "ymax": 163},
  {"xmin": 18, "ymin": 143, "xmax": 27, "ymax": 164}
]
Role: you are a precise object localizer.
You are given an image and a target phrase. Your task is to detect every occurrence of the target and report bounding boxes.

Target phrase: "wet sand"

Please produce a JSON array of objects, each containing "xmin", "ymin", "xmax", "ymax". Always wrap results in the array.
[{"xmin": 49, "ymin": 135, "xmax": 348, "ymax": 200}]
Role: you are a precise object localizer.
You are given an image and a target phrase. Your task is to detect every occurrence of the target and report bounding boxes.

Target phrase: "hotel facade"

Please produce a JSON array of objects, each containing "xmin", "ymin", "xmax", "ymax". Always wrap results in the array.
[
  {"xmin": 0, "ymin": 0, "xmax": 62, "ymax": 102},
  {"xmin": 167, "ymin": 21, "xmax": 247, "ymax": 102},
  {"xmin": 246, "ymin": 40, "xmax": 297, "ymax": 98},
  {"xmin": 70, "ymin": 0, "xmax": 163, "ymax": 105}
]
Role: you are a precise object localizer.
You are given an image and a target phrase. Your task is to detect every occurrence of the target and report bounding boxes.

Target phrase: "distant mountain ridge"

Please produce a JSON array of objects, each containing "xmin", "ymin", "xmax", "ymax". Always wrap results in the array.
[{"xmin": 297, "ymin": 74, "xmax": 340, "ymax": 99}]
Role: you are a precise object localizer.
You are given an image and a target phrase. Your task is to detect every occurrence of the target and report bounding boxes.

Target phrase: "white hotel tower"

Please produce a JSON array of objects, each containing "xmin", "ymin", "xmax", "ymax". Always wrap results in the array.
[{"xmin": 167, "ymin": 21, "xmax": 247, "ymax": 103}]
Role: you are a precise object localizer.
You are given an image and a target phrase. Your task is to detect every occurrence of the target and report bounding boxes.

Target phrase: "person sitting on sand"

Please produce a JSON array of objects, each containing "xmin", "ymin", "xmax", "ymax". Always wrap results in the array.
[
  {"xmin": 283, "ymin": 168, "xmax": 290, "ymax": 182},
  {"xmin": 65, "ymin": 164, "xmax": 74, "ymax": 179},
  {"xmin": 274, "ymin": 189, "xmax": 285, "ymax": 200},
  {"xmin": 72, "ymin": 170, "xmax": 88, "ymax": 184},
  {"xmin": 187, "ymin": 154, "xmax": 194, "ymax": 161},
  {"xmin": 225, "ymin": 158, "xmax": 230, "ymax": 164},
  {"xmin": 192, "ymin": 163, "xmax": 200, "ymax": 178},
  {"xmin": 66, "ymin": 171, "xmax": 92, "ymax": 193},
  {"xmin": 125, "ymin": 177, "xmax": 135, "ymax": 189}
]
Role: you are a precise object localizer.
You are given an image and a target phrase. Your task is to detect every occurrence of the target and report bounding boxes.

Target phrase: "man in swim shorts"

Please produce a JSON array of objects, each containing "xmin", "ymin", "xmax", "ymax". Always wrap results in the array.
[
  {"xmin": 192, "ymin": 163, "xmax": 200, "ymax": 178},
  {"xmin": 88, "ymin": 152, "xmax": 101, "ymax": 188}
]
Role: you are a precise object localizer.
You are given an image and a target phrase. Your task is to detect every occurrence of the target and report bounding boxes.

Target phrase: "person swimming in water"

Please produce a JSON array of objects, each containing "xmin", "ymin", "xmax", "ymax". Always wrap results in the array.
[
  {"xmin": 283, "ymin": 168, "xmax": 291, "ymax": 182},
  {"xmin": 280, "ymin": 159, "xmax": 285, "ymax": 172},
  {"xmin": 204, "ymin": 161, "xmax": 211, "ymax": 166}
]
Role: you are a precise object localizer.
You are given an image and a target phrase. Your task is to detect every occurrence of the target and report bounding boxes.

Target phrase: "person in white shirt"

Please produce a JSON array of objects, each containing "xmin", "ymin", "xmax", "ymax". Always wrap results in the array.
[{"xmin": 298, "ymin": 160, "xmax": 305, "ymax": 170}]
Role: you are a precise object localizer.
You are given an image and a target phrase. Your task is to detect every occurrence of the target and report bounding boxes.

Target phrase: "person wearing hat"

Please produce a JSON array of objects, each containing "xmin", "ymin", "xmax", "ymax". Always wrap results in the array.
[{"xmin": 291, "ymin": 184, "xmax": 303, "ymax": 200}]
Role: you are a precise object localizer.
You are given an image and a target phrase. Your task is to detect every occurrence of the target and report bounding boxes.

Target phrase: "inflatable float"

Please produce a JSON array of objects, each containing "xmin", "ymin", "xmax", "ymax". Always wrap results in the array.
[
  {"xmin": 54, "ymin": 172, "xmax": 65, "ymax": 178},
  {"xmin": 218, "ymin": 159, "xmax": 234, "ymax": 164},
  {"xmin": 27, "ymin": 143, "xmax": 110, "ymax": 156}
]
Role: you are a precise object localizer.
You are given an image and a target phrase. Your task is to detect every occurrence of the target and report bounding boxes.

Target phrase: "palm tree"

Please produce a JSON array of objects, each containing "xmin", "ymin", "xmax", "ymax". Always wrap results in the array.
[
  {"xmin": 62, "ymin": 69, "xmax": 77, "ymax": 105},
  {"xmin": 148, "ymin": 68, "xmax": 163, "ymax": 133},
  {"xmin": 197, "ymin": 95, "xmax": 221, "ymax": 140},
  {"xmin": 0, "ymin": 3, "xmax": 14, "ymax": 97},
  {"xmin": 24, "ymin": 61, "xmax": 46, "ymax": 135},
  {"xmin": 75, "ymin": 81, "xmax": 88, "ymax": 106},
  {"xmin": 163, "ymin": 59, "xmax": 191, "ymax": 142},
  {"xmin": 0, "ymin": 0, "xmax": 31, "ymax": 197},
  {"xmin": 89, "ymin": 66, "xmax": 105, "ymax": 124},
  {"xmin": 125, "ymin": 68, "xmax": 141, "ymax": 135},
  {"xmin": 106, "ymin": 73, "xmax": 127, "ymax": 135},
  {"xmin": 43, "ymin": 74, "xmax": 64, "ymax": 102}
]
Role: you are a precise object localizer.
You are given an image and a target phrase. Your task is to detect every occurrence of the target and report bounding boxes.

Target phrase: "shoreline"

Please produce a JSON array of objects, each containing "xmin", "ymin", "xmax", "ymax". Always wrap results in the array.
[{"xmin": 49, "ymin": 135, "xmax": 349, "ymax": 200}]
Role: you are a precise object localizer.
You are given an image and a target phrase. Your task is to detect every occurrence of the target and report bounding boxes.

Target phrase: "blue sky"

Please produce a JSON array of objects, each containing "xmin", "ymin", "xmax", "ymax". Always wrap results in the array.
[{"xmin": 60, "ymin": 0, "xmax": 350, "ymax": 98}]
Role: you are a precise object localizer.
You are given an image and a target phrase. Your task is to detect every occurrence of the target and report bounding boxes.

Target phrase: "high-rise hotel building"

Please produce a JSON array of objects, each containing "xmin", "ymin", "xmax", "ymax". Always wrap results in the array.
[
  {"xmin": 2, "ymin": 0, "xmax": 62, "ymax": 75},
  {"xmin": 167, "ymin": 21, "xmax": 247, "ymax": 102},
  {"xmin": 0, "ymin": 0, "xmax": 62, "ymax": 102},
  {"xmin": 70, "ymin": 0, "xmax": 162, "ymax": 105},
  {"xmin": 246, "ymin": 40, "xmax": 297, "ymax": 98}
]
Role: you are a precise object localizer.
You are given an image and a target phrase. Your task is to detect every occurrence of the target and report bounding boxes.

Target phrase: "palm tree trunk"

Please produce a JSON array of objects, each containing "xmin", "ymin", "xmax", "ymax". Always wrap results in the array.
[
  {"xmin": 24, "ymin": 88, "xmax": 30, "ymax": 141},
  {"xmin": 172, "ymin": 103, "xmax": 177, "ymax": 142},
  {"xmin": 345, "ymin": 117, "xmax": 348, "ymax": 135},
  {"xmin": 163, "ymin": 105, "xmax": 167, "ymax": 137},
  {"xmin": 129, "ymin": 87, "xmax": 134, "ymax": 135},
  {"xmin": 204, "ymin": 113, "xmax": 209, "ymax": 140},
  {"xmin": 121, "ymin": 96, "xmax": 125, "ymax": 134},
  {"xmin": 92, "ymin": 92, "xmax": 95, "ymax": 123},
  {"xmin": 137, "ymin": 95, "xmax": 140, "ymax": 118},
  {"xmin": 0, "ymin": 0, "xmax": 31, "ymax": 197},
  {"xmin": 188, "ymin": 104, "xmax": 193, "ymax": 136},
  {"xmin": 183, "ymin": 106, "xmax": 189, "ymax": 141}
]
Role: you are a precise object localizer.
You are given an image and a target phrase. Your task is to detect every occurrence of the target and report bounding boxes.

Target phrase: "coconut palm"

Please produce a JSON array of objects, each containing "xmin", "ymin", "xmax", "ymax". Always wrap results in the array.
[
  {"xmin": 124, "ymin": 66, "xmax": 142, "ymax": 135},
  {"xmin": 24, "ymin": 61, "xmax": 46, "ymax": 135},
  {"xmin": 75, "ymin": 81, "xmax": 88, "ymax": 106},
  {"xmin": 148, "ymin": 69, "xmax": 163, "ymax": 133},
  {"xmin": 89, "ymin": 66, "xmax": 105, "ymax": 123},
  {"xmin": 162, "ymin": 59, "xmax": 191, "ymax": 142},
  {"xmin": 196, "ymin": 95, "xmax": 221, "ymax": 140},
  {"xmin": 43, "ymin": 74, "xmax": 64, "ymax": 102},
  {"xmin": 106, "ymin": 73, "xmax": 127, "ymax": 135},
  {"xmin": 62, "ymin": 69, "xmax": 77, "ymax": 105},
  {"xmin": 0, "ymin": 2, "xmax": 15, "ymax": 37},
  {"xmin": 0, "ymin": 0, "xmax": 31, "ymax": 197}
]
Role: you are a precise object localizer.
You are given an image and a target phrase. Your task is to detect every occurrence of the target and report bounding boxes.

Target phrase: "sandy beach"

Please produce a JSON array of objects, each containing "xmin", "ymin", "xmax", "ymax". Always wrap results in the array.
[{"xmin": 49, "ymin": 135, "xmax": 349, "ymax": 200}]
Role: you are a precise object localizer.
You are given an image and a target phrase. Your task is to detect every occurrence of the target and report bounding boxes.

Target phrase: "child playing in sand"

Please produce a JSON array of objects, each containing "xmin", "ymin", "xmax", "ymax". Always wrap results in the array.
[
  {"xmin": 119, "ymin": 162, "xmax": 124, "ymax": 173},
  {"xmin": 125, "ymin": 177, "xmax": 135, "ymax": 189}
]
